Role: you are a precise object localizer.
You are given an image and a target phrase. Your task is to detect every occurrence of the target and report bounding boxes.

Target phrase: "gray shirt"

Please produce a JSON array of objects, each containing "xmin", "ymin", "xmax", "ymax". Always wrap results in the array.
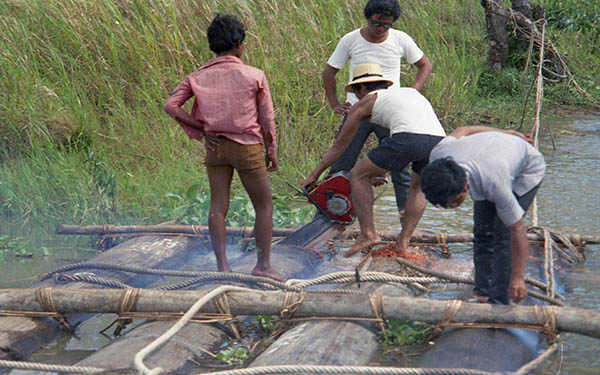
[{"xmin": 430, "ymin": 132, "xmax": 546, "ymax": 226}]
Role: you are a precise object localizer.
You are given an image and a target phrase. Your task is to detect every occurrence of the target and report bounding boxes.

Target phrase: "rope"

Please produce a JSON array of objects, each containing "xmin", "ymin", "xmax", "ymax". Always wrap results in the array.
[
  {"xmin": 514, "ymin": 343, "xmax": 558, "ymax": 375},
  {"xmin": 189, "ymin": 365, "xmax": 503, "ymax": 375},
  {"xmin": 426, "ymin": 299, "xmax": 463, "ymax": 341},
  {"xmin": 0, "ymin": 360, "xmax": 105, "ymax": 374},
  {"xmin": 133, "ymin": 285, "xmax": 251, "ymax": 375},
  {"xmin": 368, "ymin": 291, "xmax": 385, "ymax": 331},
  {"xmin": 35, "ymin": 287, "xmax": 71, "ymax": 331},
  {"xmin": 534, "ymin": 305, "xmax": 559, "ymax": 343},
  {"xmin": 394, "ymin": 257, "xmax": 565, "ymax": 306},
  {"xmin": 215, "ymin": 293, "xmax": 241, "ymax": 339},
  {"xmin": 543, "ymin": 229, "xmax": 556, "ymax": 300}
]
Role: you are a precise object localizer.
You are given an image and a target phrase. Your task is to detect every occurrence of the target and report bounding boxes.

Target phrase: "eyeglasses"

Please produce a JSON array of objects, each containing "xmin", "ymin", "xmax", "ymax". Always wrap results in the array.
[{"xmin": 370, "ymin": 20, "xmax": 394, "ymax": 29}]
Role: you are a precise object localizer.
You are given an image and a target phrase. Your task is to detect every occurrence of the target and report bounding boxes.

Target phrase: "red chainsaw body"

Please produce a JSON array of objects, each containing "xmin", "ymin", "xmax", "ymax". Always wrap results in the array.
[{"xmin": 308, "ymin": 173, "xmax": 353, "ymax": 224}]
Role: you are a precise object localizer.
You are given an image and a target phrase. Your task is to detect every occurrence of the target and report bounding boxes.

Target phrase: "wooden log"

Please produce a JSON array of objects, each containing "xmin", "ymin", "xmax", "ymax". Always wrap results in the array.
[
  {"xmin": 0, "ymin": 233, "xmax": 201, "ymax": 363},
  {"xmin": 56, "ymin": 224, "xmax": 600, "ymax": 245},
  {"xmin": 56, "ymin": 224, "xmax": 299, "ymax": 238},
  {"xmin": 68, "ymin": 229, "xmax": 339, "ymax": 374},
  {"xmin": 249, "ymin": 257, "xmax": 408, "ymax": 370},
  {"xmin": 1, "ymin": 288, "xmax": 599, "ymax": 339}
]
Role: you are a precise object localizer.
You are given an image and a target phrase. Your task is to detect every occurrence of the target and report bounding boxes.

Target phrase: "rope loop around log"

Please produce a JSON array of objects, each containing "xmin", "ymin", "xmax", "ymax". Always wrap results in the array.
[
  {"xmin": 216, "ymin": 293, "xmax": 241, "ymax": 339},
  {"xmin": 534, "ymin": 305, "xmax": 559, "ymax": 343},
  {"xmin": 434, "ymin": 232, "xmax": 450, "ymax": 258},
  {"xmin": 35, "ymin": 287, "xmax": 72, "ymax": 331},
  {"xmin": 426, "ymin": 299, "xmax": 462, "ymax": 341},
  {"xmin": 368, "ymin": 291, "xmax": 385, "ymax": 332}
]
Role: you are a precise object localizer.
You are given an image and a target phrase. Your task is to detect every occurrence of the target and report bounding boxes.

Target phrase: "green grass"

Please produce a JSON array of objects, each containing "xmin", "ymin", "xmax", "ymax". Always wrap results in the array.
[{"xmin": 0, "ymin": 0, "xmax": 598, "ymax": 250}]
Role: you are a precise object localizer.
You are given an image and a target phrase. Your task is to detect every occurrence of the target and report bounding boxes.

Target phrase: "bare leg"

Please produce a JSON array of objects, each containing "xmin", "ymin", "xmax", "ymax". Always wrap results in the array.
[
  {"xmin": 239, "ymin": 173, "xmax": 284, "ymax": 281},
  {"xmin": 207, "ymin": 166, "xmax": 234, "ymax": 272},
  {"xmin": 346, "ymin": 157, "xmax": 389, "ymax": 257},
  {"xmin": 395, "ymin": 173, "xmax": 428, "ymax": 253}
]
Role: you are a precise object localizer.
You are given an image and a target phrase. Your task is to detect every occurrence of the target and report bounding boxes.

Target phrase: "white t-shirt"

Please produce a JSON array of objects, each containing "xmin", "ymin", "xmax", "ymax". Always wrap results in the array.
[
  {"xmin": 327, "ymin": 28, "xmax": 424, "ymax": 104},
  {"xmin": 369, "ymin": 88, "xmax": 446, "ymax": 137},
  {"xmin": 429, "ymin": 133, "xmax": 546, "ymax": 226}
]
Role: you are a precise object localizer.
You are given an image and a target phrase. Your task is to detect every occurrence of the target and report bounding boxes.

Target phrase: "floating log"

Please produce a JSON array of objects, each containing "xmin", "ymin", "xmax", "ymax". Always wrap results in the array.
[
  {"xmin": 1, "ymin": 288, "xmax": 599, "ymax": 339},
  {"xmin": 67, "ymin": 225, "xmax": 341, "ymax": 374},
  {"xmin": 250, "ymin": 257, "xmax": 409, "ymax": 369},
  {"xmin": 0, "ymin": 232, "xmax": 201, "ymax": 363},
  {"xmin": 56, "ymin": 224, "xmax": 600, "ymax": 245}
]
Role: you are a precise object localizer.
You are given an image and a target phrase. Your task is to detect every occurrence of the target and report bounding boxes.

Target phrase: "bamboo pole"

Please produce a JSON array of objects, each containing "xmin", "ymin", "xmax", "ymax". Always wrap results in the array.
[
  {"xmin": 1, "ymin": 288, "xmax": 599, "ymax": 339},
  {"xmin": 55, "ymin": 224, "xmax": 600, "ymax": 245}
]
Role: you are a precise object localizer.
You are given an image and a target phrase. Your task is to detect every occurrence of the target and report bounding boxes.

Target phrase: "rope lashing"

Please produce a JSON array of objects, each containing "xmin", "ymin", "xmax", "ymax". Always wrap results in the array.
[
  {"xmin": 35, "ymin": 287, "xmax": 72, "ymax": 331},
  {"xmin": 369, "ymin": 291, "xmax": 386, "ymax": 332},
  {"xmin": 395, "ymin": 256, "xmax": 565, "ymax": 306},
  {"xmin": 215, "ymin": 293, "xmax": 241, "ymax": 339},
  {"xmin": 434, "ymin": 232, "xmax": 450, "ymax": 258},
  {"xmin": 426, "ymin": 299, "xmax": 463, "ymax": 341},
  {"xmin": 534, "ymin": 305, "xmax": 559, "ymax": 343}
]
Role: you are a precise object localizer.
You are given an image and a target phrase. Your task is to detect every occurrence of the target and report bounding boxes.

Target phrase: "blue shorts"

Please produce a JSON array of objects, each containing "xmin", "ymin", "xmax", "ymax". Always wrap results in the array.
[{"xmin": 367, "ymin": 133, "xmax": 444, "ymax": 175}]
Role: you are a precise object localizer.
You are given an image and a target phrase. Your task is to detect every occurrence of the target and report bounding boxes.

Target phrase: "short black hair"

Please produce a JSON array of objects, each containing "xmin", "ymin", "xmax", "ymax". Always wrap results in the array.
[
  {"xmin": 420, "ymin": 157, "xmax": 467, "ymax": 208},
  {"xmin": 352, "ymin": 81, "xmax": 389, "ymax": 93},
  {"xmin": 207, "ymin": 14, "xmax": 246, "ymax": 54},
  {"xmin": 364, "ymin": 0, "xmax": 402, "ymax": 21}
]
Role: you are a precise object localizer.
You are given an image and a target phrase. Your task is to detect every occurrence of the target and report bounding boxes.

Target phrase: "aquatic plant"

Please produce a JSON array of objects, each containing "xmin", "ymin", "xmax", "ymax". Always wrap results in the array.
[
  {"xmin": 379, "ymin": 320, "xmax": 432, "ymax": 346},
  {"xmin": 216, "ymin": 346, "xmax": 248, "ymax": 366}
]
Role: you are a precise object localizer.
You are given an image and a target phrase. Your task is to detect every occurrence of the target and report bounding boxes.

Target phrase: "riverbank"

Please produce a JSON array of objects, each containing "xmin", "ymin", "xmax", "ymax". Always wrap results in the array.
[{"xmin": 1, "ymin": 0, "xmax": 599, "ymax": 250}]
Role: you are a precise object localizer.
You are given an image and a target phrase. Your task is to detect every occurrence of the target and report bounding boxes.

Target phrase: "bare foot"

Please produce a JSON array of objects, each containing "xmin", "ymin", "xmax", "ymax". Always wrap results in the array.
[
  {"xmin": 252, "ymin": 266, "xmax": 285, "ymax": 282},
  {"xmin": 344, "ymin": 235, "xmax": 381, "ymax": 258},
  {"xmin": 217, "ymin": 265, "xmax": 232, "ymax": 273}
]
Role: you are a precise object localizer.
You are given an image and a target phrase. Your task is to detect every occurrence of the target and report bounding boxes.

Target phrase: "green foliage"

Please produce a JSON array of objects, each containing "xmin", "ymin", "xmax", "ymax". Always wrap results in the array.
[
  {"xmin": 254, "ymin": 315, "xmax": 279, "ymax": 334},
  {"xmin": 544, "ymin": 0, "xmax": 600, "ymax": 34},
  {"xmin": 379, "ymin": 320, "xmax": 432, "ymax": 347},
  {"xmin": 216, "ymin": 346, "xmax": 248, "ymax": 366},
  {"xmin": 0, "ymin": 234, "xmax": 49, "ymax": 260},
  {"xmin": 159, "ymin": 184, "xmax": 311, "ymax": 227}
]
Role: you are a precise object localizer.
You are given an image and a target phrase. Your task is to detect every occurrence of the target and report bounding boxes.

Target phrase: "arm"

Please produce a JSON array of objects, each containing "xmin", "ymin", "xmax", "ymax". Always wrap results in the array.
[
  {"xmin": 449, "ymin": 126, "xmax": 533, "ymax": 144},
  {"xmin": 163, "ymin": 80, "xmax": 203, "ymax": 131},
  {"xmin": 395, "ymin": 173, "xmax": 427, "ymax": 252},
  {"xmin": 410, "ymin": 55, "xmax": 432, "ymax": 92},
  {"xmin": 301, "ymin": 94, "xmax": 376, "ymax": 189},
  {"xmin": 256, "ymin": 76, "xmax": 279, "ymax": 172},
  {"xmin": 507, "ymin": 218, "xmax": 529, "ymax": 303},
  {"xmin": 323, "ymin": 64, "xmax": 351, "ymax": 115}
]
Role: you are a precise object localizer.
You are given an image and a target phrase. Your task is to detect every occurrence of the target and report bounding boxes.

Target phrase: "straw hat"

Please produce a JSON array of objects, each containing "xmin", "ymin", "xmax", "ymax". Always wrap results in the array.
[{"xmin": 344, "ymin": 63, "xmax": 393, "ymax": 92}]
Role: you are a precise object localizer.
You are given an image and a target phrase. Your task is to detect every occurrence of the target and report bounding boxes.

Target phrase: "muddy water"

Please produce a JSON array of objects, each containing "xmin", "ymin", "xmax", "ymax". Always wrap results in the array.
[{"xmin": 371, "ymin": 113, "xmax": 600, "ymax": 374}]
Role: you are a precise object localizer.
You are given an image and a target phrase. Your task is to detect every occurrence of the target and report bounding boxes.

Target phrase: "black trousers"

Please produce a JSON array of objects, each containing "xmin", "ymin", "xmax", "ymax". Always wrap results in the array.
[
  {"xmin": 327, "ymin": 118, "xmax": 411, "ymax": 212},
  {"xmin": 472, "ymin": 184, "xmax": 541, "ymax": 304}
]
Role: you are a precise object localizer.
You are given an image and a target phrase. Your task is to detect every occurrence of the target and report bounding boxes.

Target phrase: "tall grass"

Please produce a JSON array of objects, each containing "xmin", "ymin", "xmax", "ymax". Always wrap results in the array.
[{"xmin": 0, "ymin": 0, "xmax": 598, "ymax": 242}]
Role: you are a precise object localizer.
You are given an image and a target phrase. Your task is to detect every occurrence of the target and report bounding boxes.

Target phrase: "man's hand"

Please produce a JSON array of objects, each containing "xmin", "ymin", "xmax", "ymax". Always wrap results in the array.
[
  {"xmin": 266, "ymin": 151, "xmax": 279, "ymax": 172},
  {"xmin": 332, "ymin": 102, "xmax": 351, "ymax": 116},
  {"xmin": 204, "ymin": 132, "xmax": 219, "ymax": 152},
  {"xmin": 509, "ymin": 275, "xmax": 528, "ymax": 303},
  {"xmin": 301, "ymin": 173, "xmax": 320, "ymax": 192}
]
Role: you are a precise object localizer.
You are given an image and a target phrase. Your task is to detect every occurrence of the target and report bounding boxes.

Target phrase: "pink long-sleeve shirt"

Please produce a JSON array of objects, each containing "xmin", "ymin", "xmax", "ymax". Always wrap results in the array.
[{"xmin": 164, "ymin": 55, "xmax": 277, "ymax": 154}]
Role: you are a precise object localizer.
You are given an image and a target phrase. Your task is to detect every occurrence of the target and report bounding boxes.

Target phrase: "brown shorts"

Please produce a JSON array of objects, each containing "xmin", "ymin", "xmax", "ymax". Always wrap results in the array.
[{"xmin": 204, "ymin": 137, "xmax": 267, "ymax": 179}]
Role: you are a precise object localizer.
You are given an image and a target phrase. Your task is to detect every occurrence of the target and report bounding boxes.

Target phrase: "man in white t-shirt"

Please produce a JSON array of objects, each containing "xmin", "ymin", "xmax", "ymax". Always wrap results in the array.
[
  {"xmin": 418, "ymin": 127, "xmax": 545, "ymax": 304},
  {"xmin": 322, "ymin": 0, "xmax": 432, "ymax": 217},
  {"xmin": 303, "ymin": 64, "xmax": 445, "ymax": 257}
]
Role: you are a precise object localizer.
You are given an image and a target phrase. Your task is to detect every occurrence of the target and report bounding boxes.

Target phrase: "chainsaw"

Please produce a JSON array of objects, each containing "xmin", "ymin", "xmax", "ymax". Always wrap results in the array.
[
  {"xmin": 302, "ymin": 171, "xmax": 354, "ymax": 225},
  {"xmin": 278, "ymin": 172, "xmax": 355, "ymax": 247}
]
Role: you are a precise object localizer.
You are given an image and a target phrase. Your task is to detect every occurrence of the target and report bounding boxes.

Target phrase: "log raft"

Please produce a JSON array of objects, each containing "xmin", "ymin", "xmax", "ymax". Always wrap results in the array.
[
  {"xmin": 56, "ymin": 224, "xmax": 600, "ymax": 245},
  {"xmin": 62, "ymin": 225, "xmax": 343, "ymax": 374},
  {"xmin": 1, "ymin": 288, "xmax": 599, "ymax": 339},
  {"xmin": 0, "ymin": 232, "xmax": 202, "ymax": 363}
]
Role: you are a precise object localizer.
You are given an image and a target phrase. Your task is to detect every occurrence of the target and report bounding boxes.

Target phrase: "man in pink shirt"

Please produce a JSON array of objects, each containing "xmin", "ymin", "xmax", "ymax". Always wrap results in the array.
[{"xmin": 164, "ymin": 14, "xmax": 282, "ymax": 281}]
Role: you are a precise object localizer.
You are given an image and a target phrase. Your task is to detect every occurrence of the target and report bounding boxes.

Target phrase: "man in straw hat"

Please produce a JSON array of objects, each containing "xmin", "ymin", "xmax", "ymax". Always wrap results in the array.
[
  {"xmin": 322, "ymin": 0, "xmax": 432, "ymax": 221},
  {"xmin": 302, "ymin": 63, "xmax": 445, "ymax": 257}
]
